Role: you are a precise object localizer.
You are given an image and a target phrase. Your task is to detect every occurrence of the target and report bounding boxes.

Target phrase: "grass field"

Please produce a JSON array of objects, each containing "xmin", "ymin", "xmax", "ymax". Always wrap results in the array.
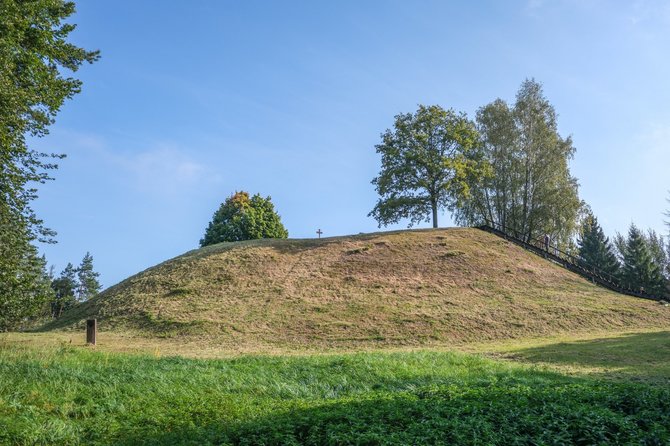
[
  {"xmin": 2, "ymin": 330, "xmax": 670, "ymax": 445},
  {"xmin": 9, "ymin": 228, "xmax": 669, "ymax": 444}
]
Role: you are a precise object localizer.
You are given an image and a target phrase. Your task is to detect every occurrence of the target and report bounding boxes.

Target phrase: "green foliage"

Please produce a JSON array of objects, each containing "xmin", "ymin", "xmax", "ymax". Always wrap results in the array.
[
  {"xmin": 577, "ymin": 211, "xmax": 620, "ymax": 277},
  {"xmin": 619, "ymin": 224, "xmax": 667, "ymax": 296},
  {"xmin": 76, "ymin": 252, "xmax": 101, "ymax": 301},
  {"xmin": 664, "ymin": 191, "xmax": 670, "ymax": 231},
  {"xmin": 49, "ymin": 254, "xmax": 101, "ymax": 319},
  {"xmin": 455, "ymin": 79, "xmax": 582, "ymax": 246},
  {"xmin": 50, "ymin": 263, "xmax": 77, "ymax": 318},
  {"xmin": 0, "ymin": 250, "xmax": 52, "ymax": 331},
  {"xmin": 0, "ymin": 348, "xmax": 668, "ymax": 445},
  {"xmin": 0, "ymin": 0, "xmax": 98, "ymax": 330},
  {"xmin": 369, "ymin": 104, "xmax": 490, "ymax": 228},
  {"xmin": 200, "ymin": 191, "xmax": 288, "ymax": 246}
]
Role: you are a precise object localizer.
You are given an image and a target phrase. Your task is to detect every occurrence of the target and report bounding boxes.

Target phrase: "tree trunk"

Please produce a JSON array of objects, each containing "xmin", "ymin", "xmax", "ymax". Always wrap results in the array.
[{"xmin": 431, "ymin": 201, "xmax": 438, "ymax": 228}]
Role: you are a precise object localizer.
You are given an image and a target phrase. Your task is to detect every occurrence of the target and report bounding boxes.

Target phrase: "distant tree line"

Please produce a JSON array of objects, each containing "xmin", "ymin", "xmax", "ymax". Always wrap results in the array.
[
  {"xmin": 49, "ymin": 252, "xmax": 102, "ymax": 318},
  {"xmin": 578, "ymin": 210, "xmax": 668, "ymax": 296},
  {"xmin": 369, "ymin": 79, "xmax": 669, "ymax": 298}
]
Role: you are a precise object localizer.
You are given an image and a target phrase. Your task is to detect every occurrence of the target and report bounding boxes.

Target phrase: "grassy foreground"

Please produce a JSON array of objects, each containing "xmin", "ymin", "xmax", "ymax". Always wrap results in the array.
[{"xmin": 2, "ymin": 340, "xmax": 670, "ymax": 445}]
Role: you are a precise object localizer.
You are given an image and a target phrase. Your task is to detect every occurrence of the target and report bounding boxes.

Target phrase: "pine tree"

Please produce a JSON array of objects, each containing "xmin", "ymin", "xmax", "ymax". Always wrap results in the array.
[
  {"xmin": 76, "ymin": 252, "xmax": 101, "ymax": 301},
  {"xmin": 620, "ymin": 224, "xmax": 666, "ymax": 296},
  {"xmin": 50, "ymin": 263, "xmax": 77, "ymax": 318},
  {"xmin": 645, "ymin": 230, "xmax": 668, "ymax": 277},
  {"xmin": 577, "ymin": 212, "xmax": 620, "ymax": 279},
  {"xmin": 645, "ymin": 230, "xmax": 669, "ymax": 296}
]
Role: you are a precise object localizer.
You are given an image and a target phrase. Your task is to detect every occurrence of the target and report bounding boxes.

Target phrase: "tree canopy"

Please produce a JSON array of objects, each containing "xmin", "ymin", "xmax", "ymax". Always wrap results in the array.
[
  {"xmin": 369, "ymin": 105, "xmax": 489, "ymax": 228},
  {"xmin": 619, "ymin": 224, "xmax": 667, "ymax": 296},
  {"xmin": 49, "ymin": 253, "xmax": 101, "ymax": 318},
  {"xmin": 200, "ymin": 191, "xmax": 289, "ymax": 246},
  {"xmin": 76, "ymin": 252, "xmax": 101, "ymax": 301},
  {"xmin": 50, "ymin": 262, "xmax": 77, "ymax": 318},
  {"xmin": 454, "ymin": 79, "xmax": 581, "ymax": 246},
  {"xmin": 577, "ymin": 211, "xmax": 619, "ymax": 278},
  {"xmin": 0, "ymin": 0, "xmax": 98, "ymax": 331}
]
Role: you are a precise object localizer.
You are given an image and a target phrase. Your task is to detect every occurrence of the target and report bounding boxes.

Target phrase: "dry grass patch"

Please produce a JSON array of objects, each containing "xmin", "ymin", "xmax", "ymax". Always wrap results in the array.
[{"xmin": 40, "ymin": 228, "xmax": 670, "ymax": 352}]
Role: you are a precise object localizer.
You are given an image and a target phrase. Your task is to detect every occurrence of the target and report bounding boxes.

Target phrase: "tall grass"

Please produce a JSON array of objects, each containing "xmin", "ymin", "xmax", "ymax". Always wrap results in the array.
[{"xmin": 1, "ymin": 345, "xmax": 668, "ymax": 445}]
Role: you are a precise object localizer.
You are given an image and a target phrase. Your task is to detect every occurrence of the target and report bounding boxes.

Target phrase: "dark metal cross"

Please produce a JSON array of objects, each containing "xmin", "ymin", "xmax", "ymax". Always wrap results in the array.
[{"xmin": 316, "ymin": 229, "xmax": 323, "ymax": 238}]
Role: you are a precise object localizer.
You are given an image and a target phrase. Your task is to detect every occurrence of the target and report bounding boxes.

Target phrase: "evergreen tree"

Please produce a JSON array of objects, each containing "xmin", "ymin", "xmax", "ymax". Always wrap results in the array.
[
  {"xmin": 645, "ymin": 230, "xmax": 668, "ymax": 279},
  {"xmin": 645, "ymin": 230, "xmax": 669, "ymax": 296},
  {"xmin": 50, "ymin": 263, "xmax": 78, "ymax": 318},
  {"xmin": 620, "ymin": 224, "xmax": 666, "ymax": 296},
  {"xmin": 76, "ymin": 252, "xmax": 101, "ymax": 301},
  {"xmin": 200, "ymin": 192, "xmax": 289, "ymax": 246},
  {"xmin": 577, "ymin": 212, "xmax": 619, "ymax": 278}
]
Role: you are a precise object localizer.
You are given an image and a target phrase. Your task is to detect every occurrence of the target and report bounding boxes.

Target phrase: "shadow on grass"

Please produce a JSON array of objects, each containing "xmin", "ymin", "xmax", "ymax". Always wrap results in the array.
[
  {"xmin": 112, "ymin": 377, "xmax": 670, "ymax": 445},
  {"xmin": 508, "ymin": 331, "xmax": 670, "ymax": 380}
]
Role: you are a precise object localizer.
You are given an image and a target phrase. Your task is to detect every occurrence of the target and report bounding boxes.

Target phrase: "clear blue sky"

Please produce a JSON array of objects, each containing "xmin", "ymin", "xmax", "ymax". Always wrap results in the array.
[{"xmin": 32, "ymin": 0, "xmax": 670, "ymax": 287}]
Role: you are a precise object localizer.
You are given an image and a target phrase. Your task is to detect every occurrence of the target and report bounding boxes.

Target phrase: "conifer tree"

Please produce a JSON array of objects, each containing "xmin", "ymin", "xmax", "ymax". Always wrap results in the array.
[
  {"xmin": 50, "ymin": 263, "xmax": 78, "ymax": 318},
  {"xmin": 76, "ymin": 252, "xmax": 101, "ymax": 301},
  {"xmin": 645, "ymin": 230, "xmax": 668, "ymax": 278},
  {"xmin": 577, "ymin": 212, "xmax": 620, "ymax": 278},
  {"xmin": 369, "ymin": 104, "xmax": 489, "ymax": 228},
  {"xmin": 620, "ymin": 224, "xmax": 666, "ymax": 296}
]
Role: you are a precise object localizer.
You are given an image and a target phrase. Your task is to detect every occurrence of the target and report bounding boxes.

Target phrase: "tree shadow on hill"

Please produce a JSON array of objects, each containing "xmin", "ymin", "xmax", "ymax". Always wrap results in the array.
[
  {"xmin": 110, "ymin": 374, "xmax": 670, "ymax": 446},
  {"xmin": 507, "ymin": 331, "xmax": 670, "ymax": 381}
]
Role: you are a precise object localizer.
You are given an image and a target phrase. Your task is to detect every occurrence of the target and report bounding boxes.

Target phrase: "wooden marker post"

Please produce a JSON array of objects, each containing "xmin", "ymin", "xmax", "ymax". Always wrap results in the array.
[{"xmin": 86, "ymin": 319, "xmax": 97, "ymax": 345}]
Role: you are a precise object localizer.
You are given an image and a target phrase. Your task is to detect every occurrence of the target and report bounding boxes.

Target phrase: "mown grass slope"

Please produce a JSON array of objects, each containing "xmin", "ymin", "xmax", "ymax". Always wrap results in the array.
[{"xmin": 45, "ymin": 228, "xmax": 669, "ymax": 351}]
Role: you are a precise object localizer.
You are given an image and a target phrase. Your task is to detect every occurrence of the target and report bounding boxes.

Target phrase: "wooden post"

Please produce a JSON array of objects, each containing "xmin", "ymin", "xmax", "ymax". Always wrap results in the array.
[{"xmin": 86, "ymin": 319, "xmax": 97, "ymax": 345}]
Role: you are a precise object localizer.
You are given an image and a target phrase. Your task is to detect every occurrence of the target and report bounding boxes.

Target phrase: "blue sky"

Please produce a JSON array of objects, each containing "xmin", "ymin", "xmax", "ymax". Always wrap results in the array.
[{"xmin": 32, "ymin": 0, "xmax": 670, "ymax": 287}]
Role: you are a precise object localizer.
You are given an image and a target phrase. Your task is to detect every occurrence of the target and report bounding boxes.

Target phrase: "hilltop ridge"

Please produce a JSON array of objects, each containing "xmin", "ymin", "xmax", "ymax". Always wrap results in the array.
[{"xmin": 46, "ymin": 228, "xmax": 669, "ymax": 351}]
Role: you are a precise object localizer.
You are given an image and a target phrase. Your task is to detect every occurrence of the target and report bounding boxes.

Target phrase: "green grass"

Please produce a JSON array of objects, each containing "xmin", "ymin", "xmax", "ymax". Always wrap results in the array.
[
  {"xmin": 486, "ymin": 330, "xmax": 670, "ymax": 382},
  {"xmin": 1, "ymin": 344, "xmax": 669, "ymax": 445}
]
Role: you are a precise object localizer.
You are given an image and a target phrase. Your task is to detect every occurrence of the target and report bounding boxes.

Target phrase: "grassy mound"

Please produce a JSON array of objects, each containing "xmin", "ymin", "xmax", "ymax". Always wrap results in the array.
[
  {"xmin": 46, "ymin": 228, "xmax": 669, "ymax": 351},
  {"xmin": 1, "ymin": 344, "xmax": 669, "ymax": 445}
]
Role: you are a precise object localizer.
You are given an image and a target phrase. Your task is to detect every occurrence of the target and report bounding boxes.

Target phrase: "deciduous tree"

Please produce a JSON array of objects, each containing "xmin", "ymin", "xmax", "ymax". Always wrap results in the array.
[
  {"xmin": 0, "ymin": 0, "xmax": 98, "ymax": 330},
  {"xmin": 454, "ymin": 80, "xmax": 581, "ymax": 246},
  {"xmin": 200, "ymin": 191, "xmax": 288, "ymax": 246},
  {"xmin": 369, "ymin": 105, "xmax": 489, "ymax": 228}
]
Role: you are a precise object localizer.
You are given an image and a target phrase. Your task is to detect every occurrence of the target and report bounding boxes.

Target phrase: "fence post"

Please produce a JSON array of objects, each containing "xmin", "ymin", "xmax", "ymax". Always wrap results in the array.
[{"xmin": 86, "ymin": 319, "xmax": 97, "ymax": 345}]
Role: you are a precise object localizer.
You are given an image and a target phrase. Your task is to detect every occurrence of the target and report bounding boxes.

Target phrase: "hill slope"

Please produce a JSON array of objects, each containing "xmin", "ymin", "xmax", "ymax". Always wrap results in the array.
[{"xmin": 47, "ymin": 228, "xmax": 669, "ymax": 350}]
